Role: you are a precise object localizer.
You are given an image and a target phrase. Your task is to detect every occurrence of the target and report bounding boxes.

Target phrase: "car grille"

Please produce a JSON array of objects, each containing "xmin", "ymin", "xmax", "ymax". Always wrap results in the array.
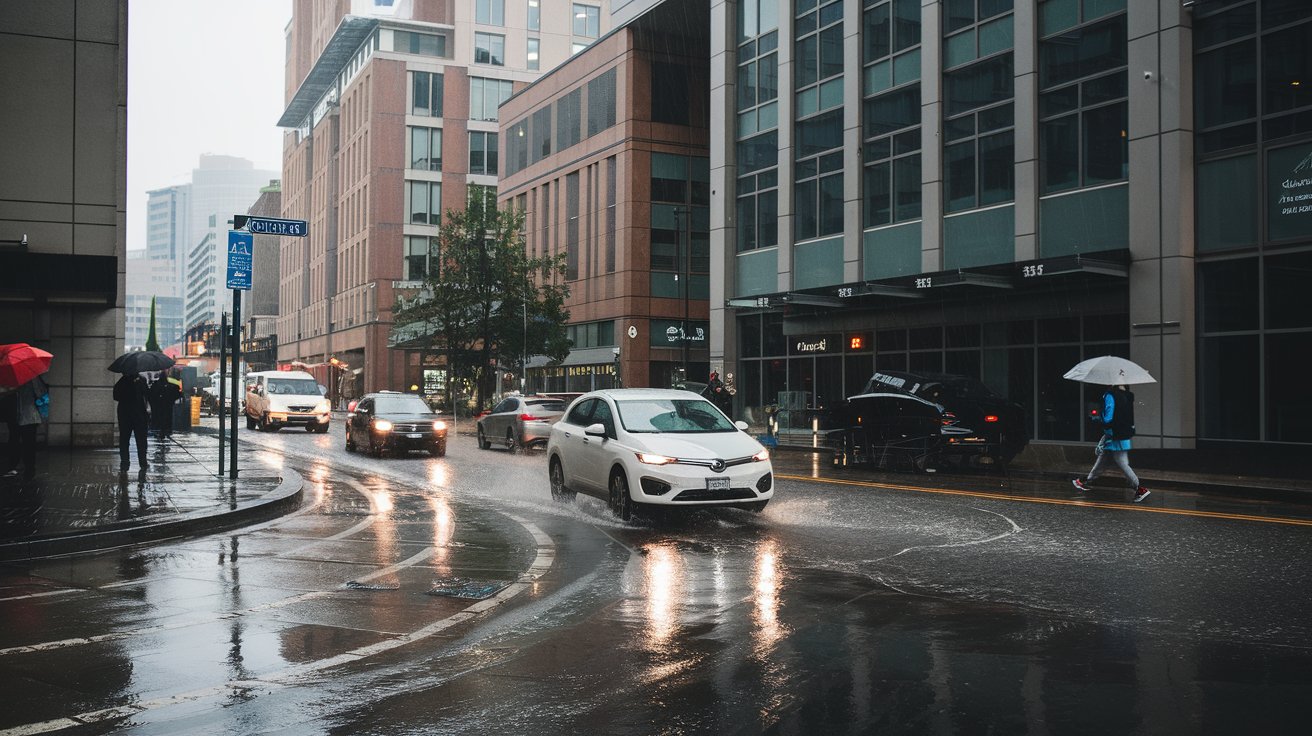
[
  {"xmin": 288, "ymin": 405, "xmax": 315, "ymax": 412},
  {"xmin": 672, "ymin": 487, "xmax": 758, "ymax": 502},
  {"xmin": 391, "ymin": 423, "xmax": 429, "ymax": 433}
]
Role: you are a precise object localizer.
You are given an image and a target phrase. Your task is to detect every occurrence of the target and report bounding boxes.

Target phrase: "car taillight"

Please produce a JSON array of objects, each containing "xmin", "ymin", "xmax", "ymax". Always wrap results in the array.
[
  {"xmin": 519, "ymin": 413, "xmax": 535, "ymax": 421},
  {"xmin": 984, "ymin": 414, "xmax": 999, "ymax": 423},
  {"xmin": 941, "ymin": 411, "xmax": 958, "ymax": 426}
]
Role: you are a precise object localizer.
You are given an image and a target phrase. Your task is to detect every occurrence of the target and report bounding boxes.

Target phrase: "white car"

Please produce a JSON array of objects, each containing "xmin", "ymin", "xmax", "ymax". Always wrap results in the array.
[{"xmin": 546, "ymin": 389, "xmax": 774, "ymax": 520}]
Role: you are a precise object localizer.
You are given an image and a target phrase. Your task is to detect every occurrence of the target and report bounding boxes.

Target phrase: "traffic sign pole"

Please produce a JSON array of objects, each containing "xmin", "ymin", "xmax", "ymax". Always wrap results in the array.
[{"xmin": 230, "ymin": 289, "xmax": 241, "ymax": 479}]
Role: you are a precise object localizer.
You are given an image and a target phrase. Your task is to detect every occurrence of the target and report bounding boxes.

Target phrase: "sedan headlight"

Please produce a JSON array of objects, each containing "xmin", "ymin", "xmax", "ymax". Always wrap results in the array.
[
  {"xmin": 374, "ymin": 419, "xmax": 393, "ymax": 432},
  {"xmin": 433, "ymin": 420, "xmax": 447, "ymax": 431},
  {"xmin": 752, "ymin": 448, "xmax": 771, "ymax": 462},
  {"xmin": 314, "ymin": 400, "xmax": 331, "ymax": 413},
  {"xmin": 636, "ymin": 452, "xmax": 676, "ymax": 465}
]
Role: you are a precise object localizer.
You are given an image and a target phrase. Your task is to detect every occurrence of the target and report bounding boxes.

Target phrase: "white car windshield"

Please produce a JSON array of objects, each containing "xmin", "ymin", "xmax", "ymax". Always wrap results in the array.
[
  {"xmin": 616, "ymin": 398, "xmax": 736, "ymax": 433},
  {"xmin": 267, "ymin": 378, "xmax": 320, "ymax": 395}
]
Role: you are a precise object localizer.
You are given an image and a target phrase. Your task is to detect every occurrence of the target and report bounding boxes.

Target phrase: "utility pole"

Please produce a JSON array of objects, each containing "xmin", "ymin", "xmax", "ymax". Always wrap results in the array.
[{"xmin": 674, "ymin": 207, "xmax": 691, "ymax": 382}]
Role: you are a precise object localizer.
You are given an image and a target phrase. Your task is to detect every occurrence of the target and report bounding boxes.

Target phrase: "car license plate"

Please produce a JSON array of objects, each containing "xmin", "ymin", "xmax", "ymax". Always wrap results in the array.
[
  {"xmin": 406, "ymin": 433, "xmax": 422, "ymax": 439},
  {"xmin": 705, "ymin": 477, "xmax": 730, "ymax": 491}
]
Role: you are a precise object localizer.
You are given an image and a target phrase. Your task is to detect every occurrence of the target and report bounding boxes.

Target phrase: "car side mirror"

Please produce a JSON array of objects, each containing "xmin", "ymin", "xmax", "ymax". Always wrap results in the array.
[
  {"xmin": 318, "ymin": 384, "xmax": 328, "ymax": 396},
  {"xmin": 584, "ymin": 422, "xmax": 607, "ymax": 438},
  {"xmin": 734, "ymin": 420, "xmax": 749, "ymax": 431}
]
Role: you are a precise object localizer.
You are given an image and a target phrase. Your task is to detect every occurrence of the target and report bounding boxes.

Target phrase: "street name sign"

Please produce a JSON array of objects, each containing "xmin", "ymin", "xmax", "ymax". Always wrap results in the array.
[
  {"xmin": 226, "ymin": 231, "xmax": 253, "ymax": 291},
  {"xmin": 235, "ymin": 215, "xmax": 309, "ymax": 237}
]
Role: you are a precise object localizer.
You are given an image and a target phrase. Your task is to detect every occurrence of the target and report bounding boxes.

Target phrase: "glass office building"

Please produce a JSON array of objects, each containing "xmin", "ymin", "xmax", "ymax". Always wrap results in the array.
[{"xmin": 684, "ymin": 0, "xmax": 1312, "ymax": 449}]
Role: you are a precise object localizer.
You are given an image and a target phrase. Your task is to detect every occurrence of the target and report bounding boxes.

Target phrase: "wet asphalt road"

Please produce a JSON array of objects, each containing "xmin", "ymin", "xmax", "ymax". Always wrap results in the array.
[{"xmin": 1, "ymin": 421, "xmax": 1310, "ymax": 735}]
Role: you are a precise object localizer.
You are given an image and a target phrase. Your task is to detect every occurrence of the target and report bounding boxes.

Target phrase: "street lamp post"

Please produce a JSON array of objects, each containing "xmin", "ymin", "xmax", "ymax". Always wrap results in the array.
[{"xmin": 674, "ymin": 207, "xmax": 690, "ymax": 382}]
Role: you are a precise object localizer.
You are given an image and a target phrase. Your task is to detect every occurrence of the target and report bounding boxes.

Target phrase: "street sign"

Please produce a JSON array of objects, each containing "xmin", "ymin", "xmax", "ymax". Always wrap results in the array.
[
  {"xmin": 226, "ymin": 231, "xmax": 253, "ymax": 291},
  {"xmin": 236, "ymin": 215, "xmax": 308, "ymax": 237}
]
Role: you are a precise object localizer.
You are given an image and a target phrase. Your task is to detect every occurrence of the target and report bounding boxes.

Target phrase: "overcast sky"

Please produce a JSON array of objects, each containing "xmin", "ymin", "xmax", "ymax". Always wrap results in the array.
[{"xmin": 126, "ymin": 0, "xmax": 291, "ymax": 250}]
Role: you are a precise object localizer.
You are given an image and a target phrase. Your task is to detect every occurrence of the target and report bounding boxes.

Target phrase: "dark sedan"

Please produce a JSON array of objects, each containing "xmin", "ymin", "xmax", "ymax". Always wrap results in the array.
[
  {"xmin": 862, "ymin": 371, "xmax": 1028, "ymax": 466},
  {"xmin": 346, "ymin": 392, "xmax": 448, "ymax": 457}
]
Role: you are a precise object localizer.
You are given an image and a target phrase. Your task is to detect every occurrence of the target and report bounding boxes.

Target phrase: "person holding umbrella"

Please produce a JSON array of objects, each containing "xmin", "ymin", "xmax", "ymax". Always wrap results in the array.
[
  {"xmin": 109, "ymin": 350, "xmax": 174, "ymax": 473},
  {"xmin": 1, "ymin": 343, "xmax": 53, "ymax": 481},
  {"xmin": 1064, "ymin": 356, "xmax": 1154, "ymax": 503}
]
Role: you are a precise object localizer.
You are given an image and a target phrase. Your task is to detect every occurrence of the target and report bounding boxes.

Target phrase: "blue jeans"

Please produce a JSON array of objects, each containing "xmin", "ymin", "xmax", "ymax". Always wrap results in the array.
[{"xmin": 1087, "ymin": 449, "xmax": 1139, "ymax": 488}]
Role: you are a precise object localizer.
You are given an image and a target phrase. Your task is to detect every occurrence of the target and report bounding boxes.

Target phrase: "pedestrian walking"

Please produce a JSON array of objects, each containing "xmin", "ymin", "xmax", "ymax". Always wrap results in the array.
[
  {"xmin": 1072, "ymin": 384, "xmax": 1149, "ymax": 502},
  {"xmin": 113, "ymin": 372, "xmax": 150, "ymax": 473},
  {"xmin": 149, "ymin": 370, "xmax": 183, "ymax": 438},
  {"xmin": 1, "ymin": 375, "xmax": 48, "ymax": 481},
  {"xmin": 701, "ymin": 370, "xmax": 732, "ymax": 416}
]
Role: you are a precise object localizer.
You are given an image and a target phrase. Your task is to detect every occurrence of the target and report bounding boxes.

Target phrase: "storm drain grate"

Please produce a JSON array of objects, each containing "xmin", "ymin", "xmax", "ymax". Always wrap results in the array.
[
  {"xmin": 426, "ymin": 577, "xmax": 510, "ymax": 600},
  {"xmin": 344, "ymin": 580, "xmax": 401, "ymax": 591}
]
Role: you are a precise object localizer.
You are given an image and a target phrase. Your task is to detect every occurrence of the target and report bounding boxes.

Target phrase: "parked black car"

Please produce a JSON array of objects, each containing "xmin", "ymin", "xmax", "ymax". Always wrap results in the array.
[
  {"xmin": 346, "ymin": 391, "xmax": 448, "ymax": 457},
  {"xmin": 862, "ymin": 371, "xmax": 1028, "ymax": 466},
  {"xmin": 827, "ymin": 390, "xmax": 946, "ymax": 472}
]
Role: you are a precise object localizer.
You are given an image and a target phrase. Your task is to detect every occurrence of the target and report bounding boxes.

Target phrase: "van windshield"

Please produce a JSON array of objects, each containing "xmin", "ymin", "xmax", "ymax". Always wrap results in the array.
[{"xmin": 267, "ymin": 378, "xmax": 320, "ymax": 396}]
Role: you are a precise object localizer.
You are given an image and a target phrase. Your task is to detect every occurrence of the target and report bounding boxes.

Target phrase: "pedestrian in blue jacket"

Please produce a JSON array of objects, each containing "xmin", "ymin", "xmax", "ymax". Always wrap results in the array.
[{"xmin": 1072, "ymin": 385, "xmax": 1150, "ymax": 502}]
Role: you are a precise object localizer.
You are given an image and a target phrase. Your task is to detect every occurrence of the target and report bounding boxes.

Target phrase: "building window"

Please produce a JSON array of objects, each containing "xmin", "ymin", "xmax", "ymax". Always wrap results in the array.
[
  {"xmin": 566, "ymin": 320, "xmax": 616, "ymax": 348},
  {"xmin": 1038, "ymin": 8, "xmax": 1127, "ymax": 193},
  {"xmin": 943, "ymin": 0, "xmax": 1014, "ymax": 68},
  {"xmin": 795, "ymin": 0, "xmax": 845, "ymax": 118},
  {"xmin": 476, "ymin": 0, "xmax": 504, "ymax": 26},
  {"xmin": 406, "ymin": 181, "xmax": 441, "ymax": 225},
  {"xmin": 507, "ymin": 119, "xmax": 528, "ymax": 176},
  {"xmin": 411, "ymin": 71, "xmax": 444, "ymax": 117},
  {"xmin": 573, "ymin": 4, "xmax": 600, "ymax": 38},
  {"xmin": 566, "ymin": 172, "xmax": 580, "ymax": 280},
  {"xmin": 532, "ymin": 106, "xmax": 552, "ymax": 163},
  {"xmin": 587, "ymin": 68, "xmax": 617, "ymax": 137},
  {"xmin": 394, "ymin": 30, "xmax": 447, "ymax": 57},
  {"xmin": 404, "ymin": 236, "xmax": 439, "ymax": 280},
  {"xmin": 474, "ymin": 32, "xmax": 505, "ymax": 66},
  {"xmin": 738, "ymin": 0, "xmax": 779, "ymax": 41},
  {"xmin": 795, "ymin": 109, "xmax": 844, "ymax": 240},
  {"xmin": 528, "ymin": 0, "xmax": 540, "ymax": 31},
  {"xmin": 470, "ymin": 77, "xmax": 514, "ymax": 122},
  {"xmin": 606, "ymin": 156, "xmax": 617, "ymax": 272},
  {"xmin": 864, "ymin": 84, "xmax": 922, "ymax": 226},
  {"xmin": 408, "ymin": 126, "xmax": 442, "ymax": 170},
  {"xmin": 469, "ymin": 131, "xmax": 499, "ymax": 175},
  {"xmin": 527, "ymin": 37, "xmax": 540, "ymax": 70},
  {"xmin": 468, "ymin": 184, "xmax": 497, "ymax": 210},
  {"xmin": 651, "ymin": 154, "xmax": 710, "ymax": 290},
  {"xmin": 556, "ymin": 88, "xmax": 582, "ymax": 151},
  {"xmin": 944, "ymin": 53, "xmax": 1015, "ymax": 212},
  {"xmin": 737, "ymin": 169, "xmax": 778, "ymax": 252},
  {"xmin": 737, "ymin": 31, "xmax": 778, "ymax": 139}
]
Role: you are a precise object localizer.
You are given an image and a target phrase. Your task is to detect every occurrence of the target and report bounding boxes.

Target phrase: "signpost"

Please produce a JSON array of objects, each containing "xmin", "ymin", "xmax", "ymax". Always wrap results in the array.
[{"xmin": 222, "ymin": 218, "xmax": 308, "ymax": 479}]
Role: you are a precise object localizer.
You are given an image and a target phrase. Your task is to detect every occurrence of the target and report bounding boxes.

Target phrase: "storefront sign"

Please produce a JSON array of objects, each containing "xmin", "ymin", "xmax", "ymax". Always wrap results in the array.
[
  {"xmin": 790, "ymin": 334, "xmax": 840, "ymax": 355},
  {"xmin": 649, "ymin": 319, "xmax": 709, "ymax": 347},
  {"xmin": 1270, "ymin": 145, "xmax": 1312, "ymax": 241}
]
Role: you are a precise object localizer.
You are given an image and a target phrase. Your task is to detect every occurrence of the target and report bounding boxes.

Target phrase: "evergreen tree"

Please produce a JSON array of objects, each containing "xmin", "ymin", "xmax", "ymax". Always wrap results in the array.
[{"xmin": 144, "ymin": 297, "xmax": 160, "ymax": 352}]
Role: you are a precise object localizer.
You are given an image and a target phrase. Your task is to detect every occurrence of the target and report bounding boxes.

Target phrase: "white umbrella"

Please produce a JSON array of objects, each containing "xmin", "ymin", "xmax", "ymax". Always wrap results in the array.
[{"xmin": 1063, "ymin": 356, "xmax": 1156, "ymax": 385}]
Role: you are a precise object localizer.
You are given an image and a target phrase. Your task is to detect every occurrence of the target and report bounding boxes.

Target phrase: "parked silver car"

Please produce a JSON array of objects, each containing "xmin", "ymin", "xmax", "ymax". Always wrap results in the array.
[{"xmin": 477, "ymin": 395, "xmax": 568, "ymax": 451}]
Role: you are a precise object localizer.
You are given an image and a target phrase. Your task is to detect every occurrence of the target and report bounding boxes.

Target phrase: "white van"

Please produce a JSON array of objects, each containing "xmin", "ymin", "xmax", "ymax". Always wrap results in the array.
[{"xmin": 244, "ymin": 370, "xmax": 330, "ymax": 432}]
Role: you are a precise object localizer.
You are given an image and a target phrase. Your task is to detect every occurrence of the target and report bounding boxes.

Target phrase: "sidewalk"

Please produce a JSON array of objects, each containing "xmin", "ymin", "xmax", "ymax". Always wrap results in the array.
[
  {"xmin": 0, "ymin": 430, "xmax": 301, "ymax": 561},
  {"xmin": 763, "ymin": 428, "xmax": 1312, "ymax": 503}
]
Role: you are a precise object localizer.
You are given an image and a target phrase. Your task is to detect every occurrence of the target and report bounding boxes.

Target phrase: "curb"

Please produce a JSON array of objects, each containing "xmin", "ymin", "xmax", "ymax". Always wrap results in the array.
[{"xmin": 0, "ymin": 470, "xmax": 304, "ymax": 562}]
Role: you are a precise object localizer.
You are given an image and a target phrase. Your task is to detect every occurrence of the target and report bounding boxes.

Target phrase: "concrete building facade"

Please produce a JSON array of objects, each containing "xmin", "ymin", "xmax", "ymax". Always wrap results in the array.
[
  {"xmin": 498, "ymin": 0, "xmax": 712, "ymax": 392},
  {"xmin": 124, "ymin": 253, "xmax": 183, "ymax": 351},
  {"xmin": 0, "ymin": 1, "xmax": 128, "ymax": 446},
  {"xmin": 276, "ymin": 0, "xmax": 611, "ymax": 396}
]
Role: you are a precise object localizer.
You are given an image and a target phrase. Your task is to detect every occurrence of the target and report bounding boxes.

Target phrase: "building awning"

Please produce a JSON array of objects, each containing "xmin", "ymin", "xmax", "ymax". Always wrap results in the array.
[
  {"xmin": 728, "ymin": 249, "xmax": 1130, "ymax": 313},
  {"xmin": 0, "ymin": 252, "xmax": 117, "ymax": 306},
  {"xmin": 526, "ymin": 346, "xmax": 617, "ymax": 369},
  {"xmin": 277, "ymin": 16, "xmax": 380, "ymax": 128}
]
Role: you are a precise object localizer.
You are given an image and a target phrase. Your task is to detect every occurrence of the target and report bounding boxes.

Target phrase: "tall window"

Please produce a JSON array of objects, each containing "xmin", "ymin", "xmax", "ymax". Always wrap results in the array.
[
  {"xmin": 469, "ymin": 132, "xmax": 499, "ymax": 175},
  {"xmin": 573, "ymin": 4, "xmax": 600, "ymax": 38},
  {"xmin": 406, "ymin": 181, "xmax": 441, "ymax": 225},
  {"xmin": 408, "ymin": 126, "xmax": 442, "ymax": 170},
  {"xmin": 794, "ymin": 0, "xmax": 845, "ymax": 241},
  {"xmin": 411, "ymin": 71, "xmax": 444, "ymax": 117},
  {"xmin": 944, "ymin": 55, "xmax": 1014, "ymax": 212},
  {"xmin": 528, "ymin": 0, "xmax": 540, "ymax": 31},
  {"xmin": 527, "ymin": 38, "xmax": 540, "ymax": 70},
  {"xmin": 1038, "ymin": 6, "xmax": 1128, "ymax": 193},
  {"xmin": 476, "ymin": 0, "xmax": 504, "ymax": 25},
  {"xmin": 737, "ymin": 31, "xmax": 778, "ymax": 140},
  {"xmin": 556, "ymin": 88, "xmax": 582, "ymax": 151},
  {"xmin": 475, "ymin": 32, "xmax": 505, "ymax": 65},
  {"xmin": 404, "ymin": 236, "xmax": 439, "ymax": 280},
  {"xmin": 863, "ymin": 0, "xmax": 922, "ymax": 227},
  {"xmin": 394, "ymin": 30, "xmax": 447, "ymax": 57},
  {"xmin": 470, "ymin": 77, "xmax": 514, "ymax": 122},
  {"xmin": 587, "ymin": 68, "xmax": 617, "ymax": 137},
  {"xmin": 651, "ymin": 154, "xmax": 710, "ymax": 290},
  {"xmin": 566, "ymin": 172, "xmax": 580, "ymax": 280},
  {"xmin": 737, "ymin": 1, "xmax": 779, "ymax": 253},
  {"xmin": 532, "ymin": 106, "xmax": 552, "ymax": 163}
]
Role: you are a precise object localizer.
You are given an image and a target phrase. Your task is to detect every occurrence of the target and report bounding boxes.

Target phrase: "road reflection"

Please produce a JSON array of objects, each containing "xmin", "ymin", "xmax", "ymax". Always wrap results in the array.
[{"xmin": 429, "ymin": 496, "xmax": 454, "ymax": 575}]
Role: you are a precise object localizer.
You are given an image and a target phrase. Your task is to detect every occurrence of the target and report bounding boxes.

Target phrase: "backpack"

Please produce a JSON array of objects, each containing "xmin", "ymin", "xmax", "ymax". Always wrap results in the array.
[{"xmin": 32, "ymin": 377, "xmax": 50, "ymax": 420}]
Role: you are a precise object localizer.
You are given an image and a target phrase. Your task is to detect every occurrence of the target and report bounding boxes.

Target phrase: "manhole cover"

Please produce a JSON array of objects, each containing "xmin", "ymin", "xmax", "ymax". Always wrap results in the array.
[{"xmin": 426, "ymin": 577, "xmax": 509, "ymax": 600}]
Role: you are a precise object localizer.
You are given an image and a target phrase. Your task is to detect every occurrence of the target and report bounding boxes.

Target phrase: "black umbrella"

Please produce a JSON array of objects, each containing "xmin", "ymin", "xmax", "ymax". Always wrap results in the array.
[{"xmin": 108, "ymin": 350, "xmax": 175, "ymax": 374}]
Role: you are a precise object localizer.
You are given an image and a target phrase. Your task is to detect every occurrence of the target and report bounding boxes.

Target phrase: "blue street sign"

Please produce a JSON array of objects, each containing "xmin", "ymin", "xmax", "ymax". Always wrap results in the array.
[
  {"xmin": 226, "ymin": 231, "xmax": 253, "ymax": 291},
  {"xmin": 243, "ymin": 216, "xmax": 308, "ymax": 237}
]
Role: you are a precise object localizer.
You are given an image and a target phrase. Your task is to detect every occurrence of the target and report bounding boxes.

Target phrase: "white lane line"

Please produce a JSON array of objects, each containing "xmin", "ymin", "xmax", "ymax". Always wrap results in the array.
[{"xmin": 0, "ymin": 516, "xmax": 555, "ymax": 735}]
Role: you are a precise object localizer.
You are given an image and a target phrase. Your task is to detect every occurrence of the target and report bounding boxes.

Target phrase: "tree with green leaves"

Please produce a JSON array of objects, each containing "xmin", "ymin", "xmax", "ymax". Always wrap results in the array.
[{"xmin": 392, "ymin": 187, "xmax": 570, "ymax": 413}]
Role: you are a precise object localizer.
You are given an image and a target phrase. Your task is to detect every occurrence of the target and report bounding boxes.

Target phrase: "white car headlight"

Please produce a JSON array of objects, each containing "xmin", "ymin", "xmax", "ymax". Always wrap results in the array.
[
  {"xmin": 433, "ymin": 420, "xmax": 447, "ymax": 431},
  {"xmin": 752, "ymin": 448, "xmax": 771, "ymax": 462},
  {"xmin": 636, "ymin": 452, "xmax": 676, "ymax": 465},
  {"xmin": 314, "ymin": 400, "xmax": 331, "ymax": 413},
  {"xmin": 374, "ymin": 419, "xmax": 393, "ymax": 432}
]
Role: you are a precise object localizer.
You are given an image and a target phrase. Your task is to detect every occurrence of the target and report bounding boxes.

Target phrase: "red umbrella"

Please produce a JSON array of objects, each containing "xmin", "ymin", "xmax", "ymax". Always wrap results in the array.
[{"xmin": 0, "ymin": 343, "xmax": 53, "ymax": 388}]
